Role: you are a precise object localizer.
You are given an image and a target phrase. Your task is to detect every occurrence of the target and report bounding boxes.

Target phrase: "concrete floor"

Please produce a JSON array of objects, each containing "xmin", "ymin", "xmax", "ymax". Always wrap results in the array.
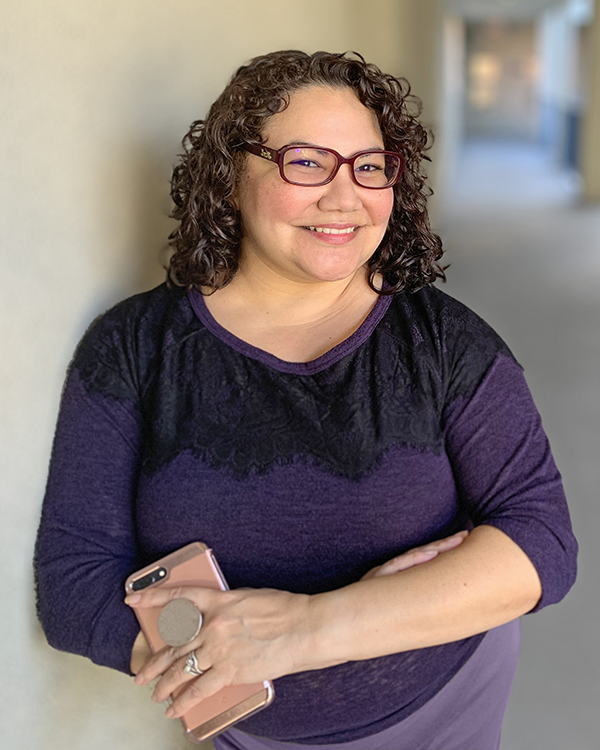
[{"xmin": 438, "ymin": 140, "xmax": 600, "ymax": 750}]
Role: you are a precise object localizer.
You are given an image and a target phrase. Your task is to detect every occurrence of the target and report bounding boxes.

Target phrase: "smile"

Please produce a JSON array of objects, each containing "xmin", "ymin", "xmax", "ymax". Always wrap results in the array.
[{"xmin": 305, "ymin": 226, "xmax": 358, "ymax": 235}]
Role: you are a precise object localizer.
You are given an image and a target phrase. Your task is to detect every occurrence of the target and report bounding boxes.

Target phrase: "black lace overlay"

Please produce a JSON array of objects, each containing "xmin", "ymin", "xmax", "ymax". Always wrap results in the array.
[{"xmin": 71, "ymin": 284, "xmax": 517, "ymax": 480}]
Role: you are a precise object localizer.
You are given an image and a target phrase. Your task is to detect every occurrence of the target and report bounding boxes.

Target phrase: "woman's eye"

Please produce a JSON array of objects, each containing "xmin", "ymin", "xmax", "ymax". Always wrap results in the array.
[
  {"xmin": 356, "ymin": 163, "xmax": 383, "ymax": 173},
  {"xmin": 289, "ymin": 159, "xmax": 320, "ymax": 169}
]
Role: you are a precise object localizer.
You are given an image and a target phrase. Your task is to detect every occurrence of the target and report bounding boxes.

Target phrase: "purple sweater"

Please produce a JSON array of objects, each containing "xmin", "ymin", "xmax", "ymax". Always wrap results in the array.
[{"xmin": 35, "ymin": 283, "xmax": 577, "ymax": 744}]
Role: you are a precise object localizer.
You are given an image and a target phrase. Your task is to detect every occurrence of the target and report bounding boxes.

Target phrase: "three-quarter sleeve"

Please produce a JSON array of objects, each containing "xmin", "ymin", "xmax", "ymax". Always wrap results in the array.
[
  {"xmin": 35, "ymin": 333, "xmax": 143, "ymax": 674},
  {"xmin": 443, "ymin": 353, "xmax": 578, "ymax": 611}
]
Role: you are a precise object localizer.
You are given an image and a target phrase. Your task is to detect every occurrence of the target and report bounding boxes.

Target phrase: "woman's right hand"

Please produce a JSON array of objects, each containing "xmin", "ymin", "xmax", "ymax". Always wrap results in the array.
[
  {"xmin": 360, "ymin": 530, "xmax": 469, "ymax": 581},
  {"xmin": 126, "ymin": 585, "xmax": 312, "ymax": 718}
]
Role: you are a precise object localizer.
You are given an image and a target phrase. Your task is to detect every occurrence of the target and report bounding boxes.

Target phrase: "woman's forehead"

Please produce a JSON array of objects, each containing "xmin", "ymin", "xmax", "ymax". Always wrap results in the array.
[{"xmin": 262, "ymin": 85, "xmax": 384, "ymax": 148}]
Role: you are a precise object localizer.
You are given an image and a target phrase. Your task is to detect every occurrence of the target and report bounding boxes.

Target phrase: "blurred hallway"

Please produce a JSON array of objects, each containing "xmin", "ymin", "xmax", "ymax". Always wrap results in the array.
[{"xmin": 439, "ymin": 139, "xmax": 600, "ymax": 749}]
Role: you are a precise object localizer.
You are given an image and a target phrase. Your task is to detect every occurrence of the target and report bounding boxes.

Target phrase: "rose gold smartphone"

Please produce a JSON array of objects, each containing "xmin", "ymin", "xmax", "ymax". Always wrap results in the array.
[{"xmin": 124, "ymin": 542, "xmax": 274, "ymax": 743}]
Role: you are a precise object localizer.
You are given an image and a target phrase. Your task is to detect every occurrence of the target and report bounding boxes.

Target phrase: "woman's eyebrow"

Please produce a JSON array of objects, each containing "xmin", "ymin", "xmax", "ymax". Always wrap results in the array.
[{"xmin": 285, "ymin": 140, "xmax": 385, "ymax": 153}]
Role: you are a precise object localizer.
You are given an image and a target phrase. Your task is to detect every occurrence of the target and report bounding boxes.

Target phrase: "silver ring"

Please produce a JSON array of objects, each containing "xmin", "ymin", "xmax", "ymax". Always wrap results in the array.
[{"xmin": 183, "ymin": 650, "xmax": 204, "ymax": 677}]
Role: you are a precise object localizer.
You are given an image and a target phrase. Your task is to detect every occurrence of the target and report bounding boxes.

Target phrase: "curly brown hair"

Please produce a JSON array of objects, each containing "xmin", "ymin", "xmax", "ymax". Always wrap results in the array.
[{"xmin": 167, "ymin": 50, "xmax": 445, "ymax": 295}]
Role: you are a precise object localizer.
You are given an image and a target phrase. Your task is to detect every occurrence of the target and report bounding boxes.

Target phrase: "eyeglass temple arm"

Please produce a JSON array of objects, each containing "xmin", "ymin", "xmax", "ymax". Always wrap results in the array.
[{"xmin": 242, "ymin": 143, "xmax": 280, "ymax": 163}]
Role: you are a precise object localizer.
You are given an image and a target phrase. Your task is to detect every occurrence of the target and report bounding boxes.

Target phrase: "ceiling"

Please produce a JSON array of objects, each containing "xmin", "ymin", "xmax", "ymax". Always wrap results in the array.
[{"xmin": 444, "ymin": 0, "xmax": 568, "ymax": 20}]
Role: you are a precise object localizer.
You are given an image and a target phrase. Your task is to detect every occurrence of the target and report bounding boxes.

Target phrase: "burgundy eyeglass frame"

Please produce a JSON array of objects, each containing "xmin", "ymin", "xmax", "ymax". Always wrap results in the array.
[{"xmin": 242, "ymin": 142, "xmax": 405, "ymax": 188}]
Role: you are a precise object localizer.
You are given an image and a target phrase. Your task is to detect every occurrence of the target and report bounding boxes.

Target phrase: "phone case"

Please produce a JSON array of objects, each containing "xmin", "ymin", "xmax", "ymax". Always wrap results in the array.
[{"xmin": 125, "ymin": 542, "xmax": 275, "ymax": 743}]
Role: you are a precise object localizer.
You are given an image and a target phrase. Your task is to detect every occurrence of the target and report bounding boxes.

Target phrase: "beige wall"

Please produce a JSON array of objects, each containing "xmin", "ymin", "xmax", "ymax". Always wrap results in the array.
[
  {"xmin": 1, "ymin": 2, "xmax": 441, "ymax": 748},
  {"xmin": 437, "ymin": 15, "xmax": 466, "ymax": 210},
  {"xmin": 348, "ymin": 0, "xmax": 440, "ymax": 115},
  {"xmin": 346, "ymin": 0, "xmax": 447, "ymax": 215}
]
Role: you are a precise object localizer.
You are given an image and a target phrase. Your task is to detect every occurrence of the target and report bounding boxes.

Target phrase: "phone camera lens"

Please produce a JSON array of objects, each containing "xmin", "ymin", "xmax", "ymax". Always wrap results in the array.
[{"xmin": 131, "ymin": 567, "xmax": 167, "ymax": 591}]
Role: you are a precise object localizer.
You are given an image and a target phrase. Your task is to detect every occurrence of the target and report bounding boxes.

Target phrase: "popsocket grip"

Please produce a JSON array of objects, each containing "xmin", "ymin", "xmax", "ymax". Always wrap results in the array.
[{"xmin": 157, "ymin": 598, "xmax": 203, "ymax": 647}]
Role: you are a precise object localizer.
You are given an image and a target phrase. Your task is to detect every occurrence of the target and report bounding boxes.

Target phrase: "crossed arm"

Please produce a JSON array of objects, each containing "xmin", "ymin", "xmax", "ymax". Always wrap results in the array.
[
  {"xmin": 37, "ymin": 348, "xmax": 574, "ymax": 721},
  {"xmin": 128, "ymin": 525, "xmax": 541, "ymax": 719}
]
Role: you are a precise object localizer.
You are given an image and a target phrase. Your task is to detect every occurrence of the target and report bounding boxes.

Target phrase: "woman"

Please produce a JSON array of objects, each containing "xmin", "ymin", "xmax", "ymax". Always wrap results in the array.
[{"xmin": 35, "ymin": 51, "xmax": 577, "ymax": 750}]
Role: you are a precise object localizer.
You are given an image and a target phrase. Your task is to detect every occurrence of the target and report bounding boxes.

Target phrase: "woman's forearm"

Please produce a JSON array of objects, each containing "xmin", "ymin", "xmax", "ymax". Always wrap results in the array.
[
  {"xmin": 128, "ymin": 525, "xmax": 542, "ymax": 716},
  {"xmin": 299, "ymin": 525, "xmax": 542, "ymax": 672}
]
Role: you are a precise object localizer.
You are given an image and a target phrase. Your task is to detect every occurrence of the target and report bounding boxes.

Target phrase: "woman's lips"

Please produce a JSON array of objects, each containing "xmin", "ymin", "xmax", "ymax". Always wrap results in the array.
[{"xmin": 302, "ymin": 225, "xmax": 360, "ymax": 244}]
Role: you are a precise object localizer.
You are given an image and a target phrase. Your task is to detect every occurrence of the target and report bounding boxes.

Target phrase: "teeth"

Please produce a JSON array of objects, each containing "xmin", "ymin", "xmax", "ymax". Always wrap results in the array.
[{"xmin": 307, "ymin": 226, "xmax": 357, "ymax": 234}]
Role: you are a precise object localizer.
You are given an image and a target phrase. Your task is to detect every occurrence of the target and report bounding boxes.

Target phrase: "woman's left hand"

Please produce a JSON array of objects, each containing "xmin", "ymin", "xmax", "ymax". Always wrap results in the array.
[{"xmin": 125, "ymin": 586, "xmax": 311, "ymax": 718}]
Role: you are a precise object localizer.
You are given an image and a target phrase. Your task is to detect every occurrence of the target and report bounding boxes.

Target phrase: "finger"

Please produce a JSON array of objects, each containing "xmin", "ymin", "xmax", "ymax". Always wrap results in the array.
[
  {"xmin": 135, "ymin": 637, "xmax": 204, "ymax": 686},
  {"xmin": 151, "ymin": 649, "xmax": 211, "ymax": 704},
  {"xmin": 165, "ymin": 668, "xmax": 232, "ymax": 719},
  {"xmin": 134, "ymin": 643, "xmax": 183, "ymax": 686},
  {"xmin": 371, "ymin": 532, "xmax": 469, "ymax": 577},
  {"xmin": 372, "ymin": 548, "xmax": 438, "ymax": 577},
  {"xmin": 125, "ymin": 585, "xmax": 217, "ymax": 610},
  {"xmin": 392, "ymin": 531, "xmax": 468, "ymax": 563},
  {"xmin": 361, "ymin": 531, "xmax": 470, "ymax": 581},
  {"xmin": 359, "ymin": 566, "xmax": 380, "ymax": 581},
  {"xmin": 420, "ymin": 530, "xmax": 468, "ymax": 554}
]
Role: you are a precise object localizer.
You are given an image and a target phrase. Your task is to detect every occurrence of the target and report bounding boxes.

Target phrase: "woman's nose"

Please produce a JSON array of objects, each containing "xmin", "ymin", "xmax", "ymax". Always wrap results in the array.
[{"xmin": 317, "ymin": 164, "xmax": 363, "ymax": 212}]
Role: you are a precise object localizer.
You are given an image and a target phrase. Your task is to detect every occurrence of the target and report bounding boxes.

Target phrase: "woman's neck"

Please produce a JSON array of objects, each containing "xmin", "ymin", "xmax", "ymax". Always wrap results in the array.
[{"xmin": 201, "ymin": 267, "xmax": 381, "ymax": 363}]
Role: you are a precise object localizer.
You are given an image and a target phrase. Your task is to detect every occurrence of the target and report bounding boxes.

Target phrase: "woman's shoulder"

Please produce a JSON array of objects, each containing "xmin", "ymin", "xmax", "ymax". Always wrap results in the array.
[
  {"xmin": 384, "ymin": 284, "xmax": 514, "ymax": 358},
  {"xmin": 385, "ymin": 284, "xmax": 491, "ymax": 333},
  {"xmin": 381, "ymin": 284, "xmax": 521, "ymax": 403},
  {"xmin": 84, "ymin": 282, "xmax": 188, "ymax": 330},
  {"xmin": 69, "ymin": 283, "xmax": 194, "ymax": 400}
]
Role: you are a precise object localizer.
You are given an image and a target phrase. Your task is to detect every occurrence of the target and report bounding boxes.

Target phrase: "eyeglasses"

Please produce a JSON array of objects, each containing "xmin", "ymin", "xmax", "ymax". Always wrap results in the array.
[{"xmin": 242, "ymin": 142, "xmax": 405, "ymax": 189}]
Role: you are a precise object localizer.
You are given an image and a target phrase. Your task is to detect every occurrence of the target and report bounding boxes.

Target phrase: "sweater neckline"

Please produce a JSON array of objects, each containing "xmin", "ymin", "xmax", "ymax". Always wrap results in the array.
[{"xmin": 188, "ymin": 287, "xmax": 392, "ymax": 375}]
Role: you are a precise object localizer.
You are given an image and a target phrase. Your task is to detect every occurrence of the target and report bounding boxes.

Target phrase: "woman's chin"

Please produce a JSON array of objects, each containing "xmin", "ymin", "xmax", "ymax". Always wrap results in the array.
[
  {"xmin": 290, "ymin": 253, "xmax": 371, "ymax": 285},
  {"xmin": 295, "ymin": 265, "xmax": 365, "ymax": 285}
]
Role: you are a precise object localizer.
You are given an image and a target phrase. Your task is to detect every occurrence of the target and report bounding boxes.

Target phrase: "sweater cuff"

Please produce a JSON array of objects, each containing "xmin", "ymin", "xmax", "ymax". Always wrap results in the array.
[{"xmin": 482, "ymin": 517, "xmax": 578, "ymax": 612}]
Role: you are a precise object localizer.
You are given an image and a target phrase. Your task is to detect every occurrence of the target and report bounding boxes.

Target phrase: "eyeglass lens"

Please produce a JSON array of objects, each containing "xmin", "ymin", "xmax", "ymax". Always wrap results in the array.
[{"xmin": 282, "ymin": 148, "xmax": 400, "ymax": 187}]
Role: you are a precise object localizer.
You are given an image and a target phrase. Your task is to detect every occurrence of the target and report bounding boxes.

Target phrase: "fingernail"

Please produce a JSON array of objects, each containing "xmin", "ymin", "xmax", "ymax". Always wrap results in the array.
[
  {"xmin": 165, "ymin": 707, "xmax": 175, "ymax": 718},
  {"xmin": 125, "ymin": 594, "xmax": 141, "ymax": 605},
  {"xmin": 134, "ymin": 673, "xmax": 145, "ymax": 685}
]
